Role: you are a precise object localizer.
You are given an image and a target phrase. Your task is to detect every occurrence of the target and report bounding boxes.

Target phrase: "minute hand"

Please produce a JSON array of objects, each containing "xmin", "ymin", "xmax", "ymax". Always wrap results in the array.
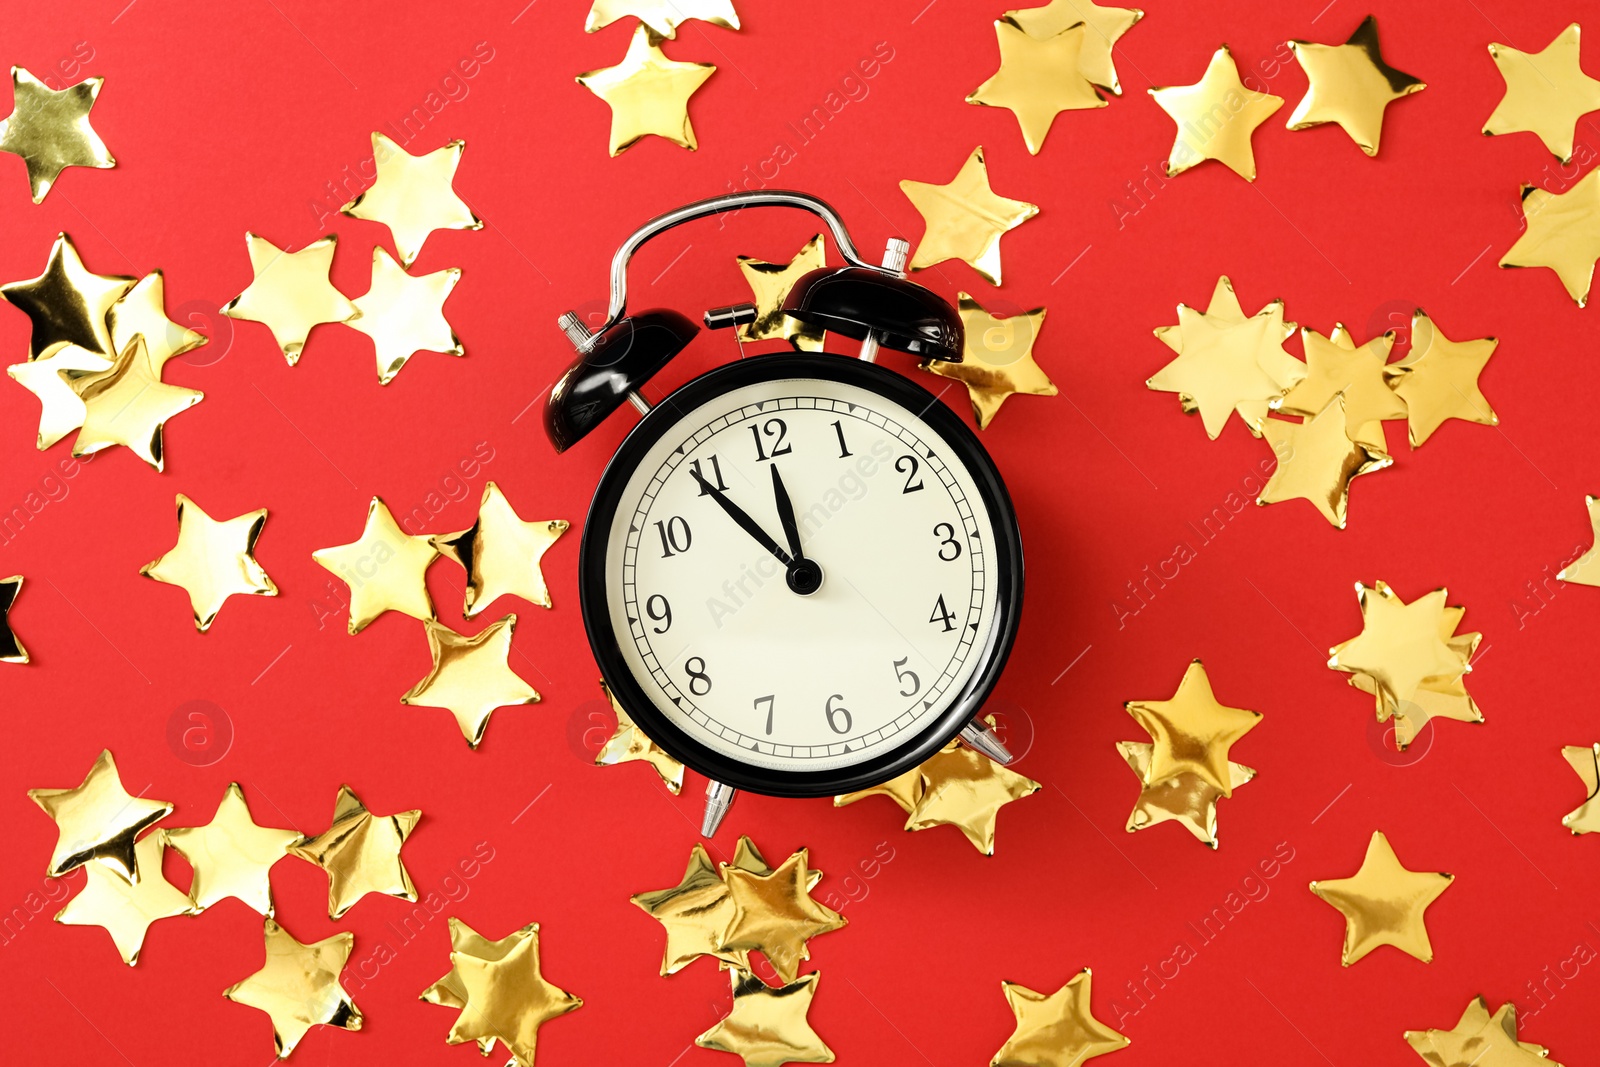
[
  {"xmin": 770, "ymin": 465, "xmax": 805, "ymax": 562},
  {"xmin": 690, "ymin": 469, "xmax": 792, "ymax": 567}
]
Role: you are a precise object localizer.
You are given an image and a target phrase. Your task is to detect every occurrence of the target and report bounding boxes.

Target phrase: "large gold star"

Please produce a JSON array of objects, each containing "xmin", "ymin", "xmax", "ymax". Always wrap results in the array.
[
  {"xmin": 1310, "ymin": 830, "xmax": 1454, "ymax": 965},
  {"xmin": 140, "ymin": 494, "xmax": 278, "ymax": 632},
  {"xmin": 1484, "ymin": 23, "xmax": 1600, "ymax": 164},
  {"xmin": 431, "ymin": 482, "xmax": 568, "ymax": 617},
  {"xmin": 0, "ymin": 575, "xmax": 25, "ymax": 663},
  {"xmin": 312, "ymin": 496, "xmax": 440, "ymax": 635},
  {"xmin": 1286, "ymin": 15, "xmax": 1425, "ymax": 156},
  {"xmin": 1558, "ymin": 495, "xmax": 1600, "ymax": 586},
  {"xmin": 577, "ymin": 25, "xmax": 716, "ymax": 155},
  {"xmin": 585, "ymin": 0, "xmax": 740, "ymax": 39},
  {"xmin": 1124, "ymin": 659, "xmax": 1260, "ymax": 798},
  {"xmin": 164, "ymin": 782, "xmax": 298, "ymax": 916},
  {"xmin": 221, "ymin": 232, "xmax": 359, "ymax": 365},
  {"xmin": 905, "ymin": 744, "xmax": 1040, "ymax": 855},
  {"xmin": 341, "ymin": 132, "xmax": 482, "ymax": 267},
  {"xmin": 1116, "ymin": 740, "xmax": 1254, "ymax": 849},
  {"xmin": 697, "ymin": 970, "xmax": 835, "ymax": 1067},
  {"xmin": 737, "ymin": 234, "xmax": 827, "ymax": 351},
  {"xmin": 347, "ymin": 246, "xmax": 462, "ymax": 385},
  {"xmin": 0, "ymin": 67, "xmax": 115, "ymax": 202},
  {"xmin": 1, "ymin": 232, "xmax": 133, "ymax": 358},
  {"xmin": 595, "ymin": 679, "xmax": 684, "ymax": 793},
  {"xmin": 224, "ymin": 918, "xmax": 363, "ymax": 1059},
  {"xmin": 1328, "ymin": 580, "xmax": 1470, "ymax": 716},
  {"xmin": 1275, "ymin": 325, "xmax": 1406, "ymax": 451},
  {"xmin": 401, "ymin": 616, "xmax": 540, "ymax": 748},
  {"xmin": 72, "ymin": 337, "xmax": 203, "ymax": 471},
  {"xmin": 720, "ymin": 849, "xmax": 846, "ymax": 985},
  {"xmin": 1346, "ymin": 604, "xmax": 1481, "ymax": 749},
  {"xmin": 991, "ymin": 969, "xmax": 1129, "ymax": 1067},
  {"xmin": 444, "ymin": 922, "xmax": 582, "ymax": 1067},
  {"xmin": 1005, "ymin": 1, "xmax": 1144, "ymax": 95},
  {"xmin": 923, "ymin": 292, "xmax": 1056, "ymax": 429},
  {"xmin": 1382, "ymin": 310, "xmax": 1498, "ymax": 447},
  {"xmin": 1150, "ymin": 46, "xmax": 1285, "ymax": 180},
  {"xmin": 1499, "ymin": 167, "xmax": 1600, "ymax": 306},
  {"xmin": 28, "ymin": 749, "xmax": 173, "ymax": 882},
  {"xmin": 833, "ymin": 761, "xmax": 925, "ymax": 813},
  {"xmin": 1560, "ymin": 743, "xmax": 1600, "ymax": 835},
  {"xmin": 967, "ymin": 20, "xmax": 1105, "ymax": 155},
  {"xmin": 108, "ymin": 271, "xmax": 208, "ymax": 374},
  {"xmin": 1404, "ymin": 996, "xmax": 1560, "ymax": 1067},
  {"xmin": 900, "ymin": 146, "xmax": 1039, "ymax": 285},
  {"xmin": 55, "ymin": 830, "xmax": 194, "ymax": 965},
  {"xmin": 288, "ymin": 785, "xmax": 421, "ymax": 919},
  {"xmin": 1257, "ymin": 396, "xmax": 1392, "ymax": 528},
  {"xmin": 421, "ymin": 917, "xmax": 531, "ymax": 1056},
  {"xmin": 6, "ymin": 344, "xmax": 112, "ymax": 450}
]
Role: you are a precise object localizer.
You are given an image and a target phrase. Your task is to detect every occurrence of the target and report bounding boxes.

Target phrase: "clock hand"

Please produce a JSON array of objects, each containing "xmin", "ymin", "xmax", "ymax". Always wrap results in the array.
[
  {"xmin": 770, "ymin": 465, "xmax": 805, "ymax": 562},
  {"xmin": 690, "ymin": 468, "xmax": 792, "ymax": 567}
]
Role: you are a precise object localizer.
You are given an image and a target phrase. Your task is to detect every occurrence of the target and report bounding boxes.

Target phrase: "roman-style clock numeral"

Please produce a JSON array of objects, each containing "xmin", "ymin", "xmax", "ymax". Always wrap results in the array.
[
  {"xmin": 933, "ymin": 521, "xmax": 962, "ymax": 561},
  {"xmin": 689, "ymin": 455, "xmax": 727, "ymax": 494},
  {"xmin": 755, "ymin": 694, "xmax": 775, "ymax": 734},
  {"xmin": 749, "ymin": 417, "xmax": 792, "ymax": 461},
  {"xmin": 896, "ymin": 454, "xmax": 925, "ymax": 493},
  {"xmin": 824, "ymin": 693, "xmax": 852, "ymax": 734},
  {"xmin": 645, "ymin": 594, "xmax": 672, "ymax": 633},
  {"xmin": 929, "ymin": 594, "xmax": 957, "ymax": 632},
  {"xmin": 893, "ymin": 657, "xmax": 920, "ymax": 697},
  {"xmin": 685, "ymin": 656, "xmax": 712, "ymax": 695},
  {"xmin": 653, "ymin": 516, "xmax": 692, "ymax": 557},
  {"xmin": 831, "ymin": 419, "xmax": 852, "ymax": 458}
]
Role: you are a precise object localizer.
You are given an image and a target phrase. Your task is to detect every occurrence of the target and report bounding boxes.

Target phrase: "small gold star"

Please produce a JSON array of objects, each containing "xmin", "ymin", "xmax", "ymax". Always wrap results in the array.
[
  {"xmin": 312, "ymin": 496, "xmax": 440, "ymax": 635},
  {"xmin": 737, "ymin": 234, "xmax": 827, "ymax": 351},
  {"xmin": 0, "ymin": 66, "xmax": 115, "ymax": 202},
  {"xmin": 221, "ymin": 232, "xmax": 359, "ymax": 365},
  {"xmin": 696, "ymin": 970, "xmax": 835, "ymax": 1067},
  {"xmin": 1328, "ymin": 580, "xmax": 1470, "ymax": 716},
  {"xmin": 719, "ymin": 849, "xmax": 846, "ymax": 985},
  {"xmin": 341, "ymin": 133, "xmax": 482, "ymax": 267},
  {"xmin": 1257, "ymin": 396, "xmax": 1392, "ymax": 528},
  {"xmin": 1286, "ymin": 16, "xmax": 1425, "ymax": 156},
  {"xmin": 967, "ymin": 20, "xmax": 1105, "ymax": 155},
  {"xmin": 1484, "ymin": 22, "xmax": 1600, "ymax": 163},
  {"xmin": 1150, "ymin": 46, "xmax": 1285, "ymax": 180},
  {"xmin": 900, "ymin": 145, "xmax": 1039, "ymax": 285},
  {"xmin": 1275, "ymin": 325, "xmax": 1406, "ymax": 452},
  {"xmin": 1124, "ymin": 659, "xmax": 1260, "ymax": 799},
  {"xmin": 431, "ymin": 482, "xmax": 568, "ymax": 617},
  {"xmin": 1559, "ymin": 495, "xmax": 1600, "ymax": 586},
  {"xmin": 1005, "ymin": 1, "xmax": 1144, "ymax": 95},
  {"xmin": 288, "ymin": 785, "xmax": 421, "ymax": 920},
  {"xmin": 905, "ymin": 744, "xmax": 1040, "ymax": 855},
  {"xmin": 28, "ymin": 749, "xmax": 173, "ymax": 882},
  {"xmin": 1560, "ymin": 743, "xmax": 1600, "ymax": 835},
  {"xmin": 1345, "ymin": 602, "xmax": 1481, "ymax": 749},
  {"xmin": 1404, "ymin": 997, "xmax": 1561, "ymax": 1067},
  {"xmin": 401, "ymin": 616, "xmax": 541, "ymax": 749},
  {"xmin": 924, "ymin": 292, "xmax": 1055, "ymax": 429},
  {"xmin": 73, "ymin": 337, "xmax": 204, "ymax": 471},
  {"xmin": 224, "ymin": 918, "xmax": 363, "ymax": 1059},
  {"xmin": 1116, "ymin": 741, "xmax": 1254, "ymax": 849},
  {"xmin": 1382, "ymin": 310, "xmax": 1498, "ymax": 447},
  {"xmin": 1, "ymin": 232, "xmax": 133, "ymax": 358},
  {"xmin": 165, "ymin": 782, "xmax": 298, "ymax": 916},
  {"xmin": 1499, "ymin": 166, "xmax": 1600, "ymax": 306},
  {"xmin": 1310, "ymin": 830, "xmax": 1454, "ymax": 965},
  {"xmin": 109, "ymin": 271, "xmax": 208, "ymax": 374},
  {"xmin": 595, "ymin": 679, "xmax": 683, "ymax": 793},
  {"xmin": 585, "ymin": 0, "xmax": 740, "ymax": 39},
  {"xmin": 443, "ymin": 922, "xmax": 582, "ymax": 1067},
  {"xmin": 577, "ymin": 25, "xmax": 716, "ymax": 155},
  {"xmin": 55, "ymin": 830, "xmax": 194, "ymax": 965},
  {"xmin": 6, "ymin": 344, "xmax": 112, "ymax": 450},
  {"xmin": 140, "ymin": 494, "xmax": 278, "ymax": 632},
  {"xmin": 834, "ymin": 761, "xmax": 926, "ymax": 813},
  {"xmin": 991, "ymin": 969, "xmax": 1129, "ymax": 1067},
  {"xmin": 348, "ymin": 246, "xmax": 462, "ymax": 385},
  {"xmin": 0, "ymin": 575, "xmax": 26, "ymax": 663},
  {"xmin": 421, "ymin": 917, "xmax": 531, "ymax": 1056}
]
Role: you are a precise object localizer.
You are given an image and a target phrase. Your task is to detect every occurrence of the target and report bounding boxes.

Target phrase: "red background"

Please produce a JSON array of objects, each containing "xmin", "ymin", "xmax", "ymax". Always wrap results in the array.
[{"xmin": 2, "ymin": 0, "xmax": 1598, "ymax": 1063}]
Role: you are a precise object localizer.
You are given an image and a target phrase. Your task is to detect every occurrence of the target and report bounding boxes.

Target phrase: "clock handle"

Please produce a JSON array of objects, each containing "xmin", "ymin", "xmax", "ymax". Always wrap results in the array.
[
  {"xmin": 960, "ymin": 721, "xmax": 1016, "ymax": 765},
  {"xmin": 702, "ymin": 779, "xmax": 738, "ymax": 837}
]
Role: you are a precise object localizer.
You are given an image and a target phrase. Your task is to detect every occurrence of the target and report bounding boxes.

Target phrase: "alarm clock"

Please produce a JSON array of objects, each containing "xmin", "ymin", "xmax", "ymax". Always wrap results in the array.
[{"xmin": 545, "ymin": 191, "xmax": 1024, "ymax": 836}]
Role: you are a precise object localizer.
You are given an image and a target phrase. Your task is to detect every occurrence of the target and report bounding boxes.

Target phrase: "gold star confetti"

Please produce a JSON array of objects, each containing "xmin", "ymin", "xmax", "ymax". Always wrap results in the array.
[
  {"xmin": 595, "ymin": 679, "xmax": 683, "ymax": 793},
  {"xmin": 55, "ymin": 830, "xmax": 193, "ymax": 965},
  {"xmin": 0, "ymin": 575, "xmax": 25, "ymax": 663},
  {"xmin": 401, "ymin": 616, "xmax": 540, "ymax": 749},
  {"xmin": 224, "ymin": 918, "xmax": 363, "ymax": 1059},
  {"xmin": 6, "ymin": 344, "xmax": 111, "ymax": 449},
  {"xmin": 1258, "ymin": 397, "xmax": 1393, "ymax": 528},
  {"xmin": 1499, "ymin": 167, "xmax": 1600, "ymax": 306},
  {"xmin": 1005, "ymin": 1, "xmax": 1143, "ymax": 95},
  {"xmin": 28, "ymin": 749, "xmax": 173, "ymax": 882},
  {"xmin": 1124, "ymin": 659, "xmax": 1260, "ymax": 798},
  {"xmin": 165, "ymin": 782, "xmax": 298, "ymax": 916},
  {"xmin": 697, "ymin": 970, "xmax": 835, "ymax": 1067},
  {"xmin": 421, "ymin": 917, "xmax": 530, "ymax": 1055},
  {"xmin": 347, "ymin": 247, "xmax": 462, "ymax": 385},
  {"xmin": 577, "ymin": 25, "xmax": 716, "ymax": 155},
  {"xmin": 1484, "ymin": 23, "xmax": 1600, "ymax": 164},
  {"xmin": 1310, "ymin": 830, "xmax": 1454, "ymax": 965},
  {"xmin": 737, "ymin": 234, "xmax": 827, "ymax": 351},
  {"xmin": 923, "ymin": 292, "xmax": 1055, "ymax": 429},
  {"xmin": 1559, "ymin": 495, "xmax": 1600, "ymax": 586},
  {"xmin": 1404, "ymin": 997, "xmax": 1561, "ymax": 1067},
  {"xmin": 1560, "ymin": 743, "xmax": 1600, "ymax": 835},
  {"xmin": 1147, "ymin": 275, "xmax": 1305, "ymax": 438},
  {"xmin": 341, "ymin": 133, "xmax": 482, "ymax": 268},
  {"xmin": 1286, "ymin": 16, "xmax": 1425, "ymax": 156},
  {"xmin": 140, "ymin": 494, "xmax": 278, "ymax": 632},
  {"xmin": 221, "ymin": 232, "xmax": 359, "ymax": 365},
  {"xmin": 1150, "ymin": 46, "xmax": 1284, "ymax": 180},
  {"xmin": 1346, "ymin": 603, "xmax": 1481, "ymax": 750},
  {"xmin": 1328, "ymin": 581, "xmax": 1476, "ymax": 739},
  {"xmin": 834, "ymin": 761, "xmax": 926, "ymax": 813},
  {"xmin": 900, "ymin": 146, "xmax": 1038, "ymax": 285},
  {"xmin": 1275, "ymin": 325, "xmax": 1405, "ymax": 451},
  {"xmin": 288, "ymin": 785, "xmax": 420, "ymax": 920},
  {"xmin": 720, "ymin": 849, "xmax": 846, "ymax": 985},
  {"xmin": 73, "ymin": 337, "xmax": 203, "ymax": 471},
  {"xmin": 991, "ymin": 969, "xmax": 1129, "ymax": 1067},
  {"xmin": 967, "ymin": 20, "xmax": 1105, "ymax": 155},
  {"xmin": 1, "ymin": 232, "xmax": 133, "ymax": 358},
  {"xmin": 431, "ymin": 482, "xmax": 568, "ymax": 617},
  {"xmin": 1382, "ymin": 311, "xmax": 1498, "ymax": 447},
  {"xmin": 109, "ymin": 271, "xmax": 208, "ymax": 373},
  {"xmin": 585, "ymin": 0, "xmax": 740, "ymax": 39},
  {"xmin": 443, "ymin": 921, "xmax": 582, "ymax": 1067},
  {"xmin": 906, "ymin": 744, "xmax": 1040, "ymax": 855},
  {"xmin": 0, "ymin": 66, "xmax": 115, "ymax": 202},
  {"xmin": 1116, "ymin": 741, "xmax": 1254, "ymax": 849},
  {"xmin": 313, "ymin": 496, "xmax": 440, "ymax": 634}
]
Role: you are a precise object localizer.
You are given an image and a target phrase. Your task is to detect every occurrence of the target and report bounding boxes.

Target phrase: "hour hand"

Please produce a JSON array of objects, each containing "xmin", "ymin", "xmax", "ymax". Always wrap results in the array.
[
  {"xmin": 770, "ymin": 465, "xmax": 804, "ymax": 562},
  {"xmin": 690, "ymin": 468, "xmax": 791, "ymax": 567}
]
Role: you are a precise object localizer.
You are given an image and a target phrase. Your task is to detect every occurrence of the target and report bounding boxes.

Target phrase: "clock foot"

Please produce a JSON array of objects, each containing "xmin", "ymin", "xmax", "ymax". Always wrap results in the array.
[
  {"xmin": 702, "ymin": 780, "xmax": 738, "ymax": 836},
  {"xmin": 960, "ymin": 721, "xmax": 1015, "ymax": 765}
]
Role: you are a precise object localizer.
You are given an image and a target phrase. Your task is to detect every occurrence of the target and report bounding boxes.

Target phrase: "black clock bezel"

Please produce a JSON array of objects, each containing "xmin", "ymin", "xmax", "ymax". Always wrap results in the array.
[{"xmin": 577, "ymin": 352, "xmax": 1025, "ymax": 798}]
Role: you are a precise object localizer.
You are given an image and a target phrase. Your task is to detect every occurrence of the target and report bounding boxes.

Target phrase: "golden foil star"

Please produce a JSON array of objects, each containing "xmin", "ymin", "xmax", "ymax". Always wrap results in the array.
[
  {"xmin": 1499, "ymin": 167, "xmax": 1600, "ymax": 306},
  {"xmin": 0, "ymin": 575, "xmax": 25, "ymax": 663},
  {"xmin": 221, "ymin": 232, "xmax": 359, "ymax": 365},
  {"xmin": 55, "ymin": 830, "xmax": 193, "ymax": 964},
  {"xmin": 991, "ymin": 969, "xmax": 1129, "ymax": 1067},
  {"xmin": 28, "ymin": 749, "xmax": 173, "ymax": 882},
  {"xmin": 923, "ymin": 292, "xmax": 1056, "ymax": 429},
  {"xmin": 737, "ymin": 234, "xmax": 827, "ymax": 351},
  {"xmin": 595, "ymin": 679, "xmax": 684, "ymax": 793},
  {"xmin": 906, "ymin": 744, "xmax": 1040, "ymax": 854},
  {"xmin": 1309, "ymin": 830, "xmax": 1454, "ymax": 965},
  {"xmin": 401, "ymin": 616, "xmax": 541, "ymax": 748},
  {"xmin": 586, "ymin": 0, "xmax": 740, "ymax": 39},
  {"xmin": 1560, "ymin": 743, "xmax": 1600, "ymax": 834},
  {"xmin": 1150, "ymin": 46, "xmax": 1284, "ymax": 180},
  {"xmin": 833, "ymin": 761, "xmax": 925, "ymax": 813},
  {"xmin": 1005, "ymin": 1, "xmax": 1143, "ymax": 95},
  {"xmin": 73, "ymin": 337, "xmax": 204, "ymax": 471},
  {"xmin": 1328, "ymin": 580, "xmax": 1472, "ymax": 723},
  {"xmin": 340, "ymin": 133, "xmax": 482, "ymax": 267},
  {"xmin": 0, "ymin": 66, "xmax": 115, "ymax": 202},
  {"xmin": 444, "ymin": 922, "xmax": 582, "ymax": 1067},
  {"xmin": 1257, "ymin": 397, "xmax": 1392, "ymax": 528},
  {"xmin": 1124, "ymin": 659, "xmax": 1260, "ymax": 798},
  {"xmin": 421, "ymin": 917, "xmax": 532, "ymax": 1055},
  {"xmin": 431, "ymin": 482, "xmax": 568, "ymax": 617},
  {"xmin": 967, "ymin": 20, "xmax": 1105, "ymax": 155},
  {"xmin": 7, "ymin": 344, "xmax": 113, "ymax": 450},
  {"xmin": 1404, "ymin": 997, "xmax": 1562, "ymax": 1067},
  {"xmin": 900, "ymin": 146, "xmax": 1039, "ymax": 285},
  {"xmin": 1558, "ymin": 495, "xmax": 1600, "ymax": 586},
  {"xmin": 697, "ymin": 970, "xmax": 835, "ymax": 1067},
  {"xmin": 348, "ymin": 246, "xmax": 462, "ymax": 385},
  {"xmin": 1382, "ymin": 311, "xmax": 1498, "ymax": 447},
  {"xmin": 312, "ymin": 496, "xmax": 440, "ymax": 634},
  {"xmin": 577, "ymin": 25, "xmax": 716, "ymax": 155},
  {"xmin": 225, "ymin": 918, "xmax": 363, "ymax": 1059},
  {"xmin": 720, "ymin": 849, "xmax": 846, "ymax": 985},
  {"xmin": 1, "ymin": 232, "xmax": 133, "ymax": 358},
  {"xmin": 288, "ymin": 785, "xmax": 421, "ymax": 920},
  {"xmin": 165, "ymin": 782, "xmax": 298, "ymax": 916},
  {"xmin": 1347, "ymin": 603, "xmax": 1481, "ymax": 750},
  {"xmin": 109, "ymin": 271, "xmax": 207, "ymax": 373},
  {"xmin": 1275, "ymin": 325, "xmax": 1405, "ymax": 450},
  {"xmin": 1286, "ymin": 16, "xmax": 1425, "ymax": 156},
  {"xmin": 1484, "ymin": 23, "xmax": 1600, "ymax": 164},
  {"xmin": 140, "ymin": 494, "xmax": 278, "ymax": 632},
  {"xmin": 1116, "ymin": 740, "xmax": 1254, "ymax": 849}
]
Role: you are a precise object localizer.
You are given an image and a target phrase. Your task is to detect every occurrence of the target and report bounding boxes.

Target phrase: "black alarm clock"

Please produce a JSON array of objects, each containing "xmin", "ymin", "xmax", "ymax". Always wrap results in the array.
[{"xmin": 545, "ymin": 191, "xmax": 1024, "ymax": 836}]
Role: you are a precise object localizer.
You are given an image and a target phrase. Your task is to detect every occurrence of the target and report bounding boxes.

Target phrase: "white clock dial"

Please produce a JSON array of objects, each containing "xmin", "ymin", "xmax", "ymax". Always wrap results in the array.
[{"xmin": 603, "ymin": 374, "xmax": 1002, "ymax": 774}]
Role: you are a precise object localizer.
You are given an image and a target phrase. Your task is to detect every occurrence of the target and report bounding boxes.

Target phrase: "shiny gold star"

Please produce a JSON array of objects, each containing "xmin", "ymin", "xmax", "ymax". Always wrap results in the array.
[
  {"xmin": 140, "ymin": 494, "xmax": 278, "ymax": 632},
  {"xmin": 224, "ymin": 918, "xmax": 363, "ymax": 1059},
  {"xmin": 906, "ymin": 744, "xmax": 1040, "ymax": 855},
  {"xmin": 288, "ymin": 785, "xmax": 421, "ymax": 920},
  {"xmin": 421, "ymin": 917, "xmax": 533, "ymax": 1056},
  {"xmin": 1559, "ymin": 495, "xmax": 1600, "ymax": 586},
  {"xmin": 1286, "ymin": 16, "xmax": 1425, "ymax": 156},
  {"xmin": 697, "ymin": 969, "xmax": 835, "ymax": 1067},
  {"xmin": 0, "ymin": 67, "xmax": 115, "ymax": 202},
  {"xmin": 401, "ymin": 616, "xmax": 540, "ymax": 749},
  {"xmin": 0, "ymin": 575, "xmax": 25, "ymax": 663},
  {"xmin": 55, "ymin": 830, "xmax": 193, "ymax": 965},
  {"xmin": 221, "ymin": 232, "xmax": 359, "ymax": 365},
  {"xmin": 431, "ymin": 482, "xmax": 568, "ymax": 617},
  {"xmin": 900, "ymin": 146, "xmax": 1038, "ymax": 285},
  {"xmin": 833, "ymin": 762, "xmax": 926, "ymax": 813},
  {"xmin": 991, "ymin": 969, "xmax": 1129, "ymax": 1067},
  {"xmin": 341, "ymin": 133, "xmax": 482, "ymax": 267},
  {"xmin": 1404, "ymin": 997, "xmax": 1559, "ymax": 1067},
  {"xmin": 577, "ymin": 25, "xmax": 716, "ymax": 155},
  {"xmin": 165, "ymin": 783, "xmax": 298, "ymax": 916},
  {"xmin": 109, "ymin": 271, "xmax": 208, "ymax": 374},
  {"xmin": 1328, "ymin": 580, "xmax": 1470, "ymax": 717},
  {"xmin": 923, "ymin": 292, "xmax": 1055, "ymax": 429},
  {"xmin": 737, "ymin": 234, "xmax": 827, "ymax": 351},
  {"xmin": 1150, "ymin": 46, "xmax": 1285, "ymax": 180},
  {"xmin": 1347, "ymin": 603, "xmax": 1481, "ymax": 749},
  {"xmin": 595, "ymin": 679, "xmax": 683, "ymax": 793},
  {"xmin": 720, "ymin": 849, "xmax": 846, "ymax": 985},
  {"xmin": 1258, "ymin": 397, "xmax": 1393, "ymax": 528},
  {"xmin": 312, "ymin": 496, "xmax": 440, "ymax": 635},
  {"xmin": 1005, "ymin": 1, "xmax": 1144, "ymax": 95},
  {"xmin": 73, "ymin": 337, "xmax": 203, "ymax": 471},
  {"xmin": 1, "ymin": 232, "xmax": 133, "ymax": 358},
  {"xmin": 1560, "ymin": 743, "xmax": 1600, "ymax": 834},
  {"xmin": 1310, "ymin": 830, "xmax": 1454, "ymax": 965},
  {"xmin": 6, "ymin": 344, "xmax": 112, "ymax": 450},
  {"xmin": 28, "ymin": 749, "xmax": 173, "ymax": 882},
  {"xmin": 1124, "ymin": 659, "xmax": 1260, "ymax": 798},
  {"xmin": 632, "ymin": 842, "xmax": 750, "ymax": 974},
  {"xmin": 967, "ymin": 20, "xmax": 1105, "ymax": 155},
  {"xmin": 347, "ymin": 246, "xmax": 462, "ymax": 385},
  {"xmin": 1381, "ymin": 310, "xmax": 1498, "ymax": 447},
  {"xmin": 1117, "ymin": 741, "xmax": 1254, "ymax": 849},
  {"xmin": 444, "ymin": 922, "xmax": 582, "ymax": 1067},
  {"xmin": 1484, "ymin": 23, "xmax": 1600, "ymax": 164},
  {"xmin": 586, "ymin": 0, "xmax": 740, "ymax": 39},
  {"xmin": 1499, "ymin": 166, "xmax": 1600, "ymax": 306},
  {"xmin": 1276, "ymin": 326, "xmax": 1404, "ymax": 451}
]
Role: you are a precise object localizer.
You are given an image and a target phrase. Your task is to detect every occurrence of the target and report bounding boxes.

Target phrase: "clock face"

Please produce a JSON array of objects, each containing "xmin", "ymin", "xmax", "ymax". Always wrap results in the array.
[{"xmin": 581, "ymin": 354, "xmax": 1023, "ymax": 796}]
